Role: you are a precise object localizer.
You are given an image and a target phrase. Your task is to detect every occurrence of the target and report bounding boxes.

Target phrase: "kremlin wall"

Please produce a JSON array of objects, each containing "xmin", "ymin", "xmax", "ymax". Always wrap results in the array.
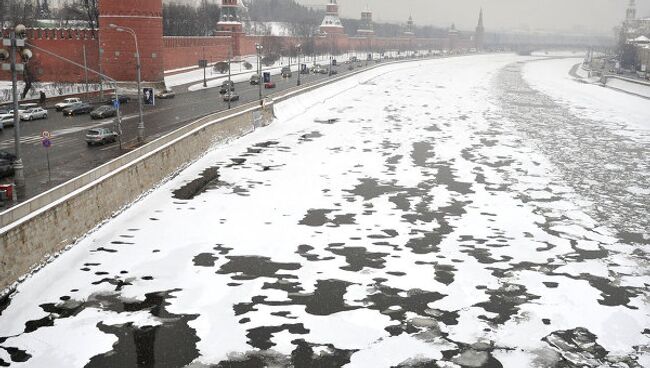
[{"xmin": 1, "ymin": 0, "xmax": 480, "ymax": 88}]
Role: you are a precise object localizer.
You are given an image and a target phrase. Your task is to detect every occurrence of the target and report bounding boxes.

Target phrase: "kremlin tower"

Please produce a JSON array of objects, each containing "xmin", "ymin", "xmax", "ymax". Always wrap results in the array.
[
  {"xmin": 404, "ymin": 15, "xmax": 415, "ymax": 36},
  {"xmin": 216, "ymin": 0, "xmax": 246, "ymax": 35},
  {"xmin": 357, "ymin": 7, "xmax": 375, "ymax": 36},
  {"xmin": 320, "ymin": 0, "xmax": 345, "ymax": 35},
  {"xmin": 475, "ymin": 8, "xmax": 485, "ymax": 50}
]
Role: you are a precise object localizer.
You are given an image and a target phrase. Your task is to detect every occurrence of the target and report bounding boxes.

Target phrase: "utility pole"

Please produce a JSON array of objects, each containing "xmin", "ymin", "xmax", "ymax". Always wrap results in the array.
[
  {"xmin": 83, "ymin": 44, "xmax": 89, "ymax": 99},
  {"xmin": 227, "ymin": 45, "xmax": 232, "ymax": 110},
  {"xmin": 1, "ymin": 25, "xmax": 31, "ymax": 198}
]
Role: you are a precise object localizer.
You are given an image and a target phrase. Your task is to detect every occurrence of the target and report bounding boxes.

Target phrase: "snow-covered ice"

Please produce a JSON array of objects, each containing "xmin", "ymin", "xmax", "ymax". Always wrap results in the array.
[{"xmin": 0, "ymin": 54, "xmax": 648, "ymax": 367}]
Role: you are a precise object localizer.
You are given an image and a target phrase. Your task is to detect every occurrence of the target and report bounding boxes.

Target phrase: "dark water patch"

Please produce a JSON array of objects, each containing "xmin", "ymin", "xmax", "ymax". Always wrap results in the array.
[
  {"xmin": 474, "ymin": 283, "xmax": 540, "ymax": 324},
  {"xmin": 246, "ymin": 147, "xmax": 263, "ymax": 154},
  {"xmin": 387, "ymin": 271, "xmax": 406, "ymax": 276},
  {"xmin": 291, "ymin": 279, "xmax": 358, "ymax": 316},
  {"xmin": 228, "ymin": 158, "xmax": 247, "ymax": 166},
  {"xmin": 618, "ymin": 230, "xmax": 650, "ymax": 245},
  {"xmin": 326, "ymin": 246, "xmax": 389, "ymax": 271},
  {"xmin": 299, "ymin": 209, "xmax": 356, "ymax": 227},
  {"xmin": 346, "ymin": 178, "xmax": 403, "ymax": 201},
  {"xmin": 296, "ymin": 244, "xmax": 335, "ymax": 262},
  {"xmin": 434, "ymin": 264, "xmax": 457, "ymax": 285},
  {"xmin": 142, "ymin": 276, "xmax": 154, "ymax": 281},
  {"xmin": 543, "ymin": 282, "xmax": 559, "ymax": 288},
  {"xmin": 86, "ymin": 290, "xmax": 200, "ymax": 368},
  {"xmin": 92, "ymin": 247, "xmax": 118, "ymax": 253},
  {"xmin": 551, "ymin": 272, "xmax": 640, "ymax": 309},
  {"xmin": 290, "ymin": 339, "xmax": 357, "ymax": 368},
  {"xmin": 254, "ymin": 141, "xmax": 279, "ymax": 148},
  {"xmin": 461, "ymin": 247, "xmax": 512, "ymax": 265},
  {"xmin": 0, "ymin": 346, "xmax": 31, "ymax": 365},
  {"xmin": 172, "ymin": 166, "xmax": 220, "ymax": 200},
  {"xmin": 213, "ymin": 244, "xmax": 233, "ymax": 255},
  {"xmin": 364, "ymin": 284, "xmax": 445, "ymax": 323},
  {"xmin": 95, "ymin": 271, "xmax": 109, "ymax": 275},
  {"xmin": 91, "ymin": 278, "xmax": 132, "ymax": 291},
  {"xmin": 435, "ymin": 165, "xmax": 474, "ymax": 195},
  {"xmin": 193, "ymin": 253, "xmax": 218, "ymax": 267},
  {"xmin": 412, "ymin": 142, "xmax": 435, "ymax": 167},
  {"xmin": 110, "ymin": 240, "xmax": 134, "ymax": 245},
  {"xmin": 405, "ymin": 231, "xmax": 443, "ymax": 254},
  {"xmin": 389, "ymin": 193, "xmax": 411, "ymax": 211},
  {"xmin": 314, "ymin": 118, "xmax": 340, "ymax": 124},
  {"xmin": 246, "ymin": 324, "xmax": 309, "ymax": 350},
  {"xmin": 368, "ymin": 229, "xmax": 399, "ymax": 239},
  {"xmin": 299, "ymin": 131, "xmax": 323, "ymax": 142},
  {"xmin": 217, "ymin": 256, "xmax": 301, "ymax": 280},
  {"xmin": 262, "ymin": 279, "xmax": 303, "ymax": 294}
]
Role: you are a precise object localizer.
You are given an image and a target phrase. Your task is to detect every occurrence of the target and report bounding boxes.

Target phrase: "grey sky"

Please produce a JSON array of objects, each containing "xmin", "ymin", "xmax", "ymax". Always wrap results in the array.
[{"xmin": 296, "ymin": 0, "xmax": 650, "ymax": 34}]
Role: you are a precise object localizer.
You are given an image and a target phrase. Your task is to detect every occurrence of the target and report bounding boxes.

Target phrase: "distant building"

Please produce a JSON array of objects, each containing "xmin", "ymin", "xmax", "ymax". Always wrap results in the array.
[
  {"xmin": 357, "ymin": 7, "xmax": 374, "ymax": 37},
  {"xmin": 448, "ymin": 23, "xmax": 459, "ymax": 50},
  {"xmin": 320, "ymin": 0, "xmax": 345, "ymax": 35},
  {"xmin": 404, "ymin": 15, "xmax": 415, "ymax": 37},
  {"xmin": 475, "ymin": 8, "xmax": 485, "ymax": 49},
  {"xmin": 624, "ymin": 0, "xmax": 650, "ymax": 39}
]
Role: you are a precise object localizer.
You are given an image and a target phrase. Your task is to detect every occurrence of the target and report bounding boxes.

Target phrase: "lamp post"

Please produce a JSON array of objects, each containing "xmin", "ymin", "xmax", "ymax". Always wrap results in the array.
[
  {"xmin": 296, "ymin": 44, "xmax": 302, "ymax": 86},
  {"xmin": 1, "ymin": 24, "xmax": 31, "ymax": 198},
  {"xmin": 109, "ymin": 24, "xmax": 145, "ymax": 143},
  {"xmin": 256, "ymin": 43, "xmax": 263, "ymax": 101}
]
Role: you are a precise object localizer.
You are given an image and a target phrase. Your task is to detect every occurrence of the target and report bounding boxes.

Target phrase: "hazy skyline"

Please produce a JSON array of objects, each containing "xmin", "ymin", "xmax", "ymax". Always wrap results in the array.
[{"xmin": 294, "ymin": 0, "xmax": 650, "ymax": 34}]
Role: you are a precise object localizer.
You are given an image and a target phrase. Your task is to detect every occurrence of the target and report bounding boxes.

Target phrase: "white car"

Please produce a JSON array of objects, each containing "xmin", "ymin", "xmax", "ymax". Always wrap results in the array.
[
  {"xmin": 0, "ymin": 115, "xmax": 12, "ymax": 129},
  {"xmin": 55, "ymin": 98, "xmax": 82, "ymax": 111},
  {"xmin": 20, "ymin": 107, "xmax": 48, "ymax": 121}
]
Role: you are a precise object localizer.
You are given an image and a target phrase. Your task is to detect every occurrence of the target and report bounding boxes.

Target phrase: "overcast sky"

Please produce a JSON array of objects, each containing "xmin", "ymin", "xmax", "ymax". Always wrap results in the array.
[{"xmin": 294, "ymin": 0, "xmax": 650, "ymax": 34}]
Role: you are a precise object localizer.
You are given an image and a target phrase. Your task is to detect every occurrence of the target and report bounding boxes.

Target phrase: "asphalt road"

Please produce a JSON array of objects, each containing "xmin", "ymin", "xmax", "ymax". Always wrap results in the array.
[{"xmin": 0, "ymin": 61, "xmax": 372, "ymax": 202}]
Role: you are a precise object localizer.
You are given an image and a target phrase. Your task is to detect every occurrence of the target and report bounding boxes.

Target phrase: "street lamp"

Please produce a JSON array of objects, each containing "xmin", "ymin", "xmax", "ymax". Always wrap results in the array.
[
  {"xmin": 296, "ymin": 44, "xmax": 302, "ymax": 86},
  {"xmin": 109, "ymin": 24, "xmax": 145, "ymax": 143},
  {"xmin": 1, "ymin": 24, "xmax": 31, "ymax": 198},
  {"xmin": 256, "ymin": 43, "xmax": 263, "ymax": 101}
]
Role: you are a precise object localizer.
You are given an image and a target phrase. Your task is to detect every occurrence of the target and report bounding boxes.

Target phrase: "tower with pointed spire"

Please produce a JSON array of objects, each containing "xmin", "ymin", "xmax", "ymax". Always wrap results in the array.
[
  {"xmin": 320, "ymin": 0, "xmax": 345, "ymax": 34},
  {"xmin": 475, "ymin": 8, "xmax": 485, "ymax": 49},
  {"xmin": 626, "ymin": 0, "xmax": 637, "ymax": 23},
  {"xmin": 216, "ymin": 0, "xmax": 245, "ymax": 35},
  {"xmin": 448, "ymin": 23, "xmax": 459, "ymax": 50},
  {"xmin": 357, "ymin": 7, "xmax": 374, "ymax": 36},
  {"xmin": 404, "ymin": 15, "xmax": 415, "ymax": 36}
]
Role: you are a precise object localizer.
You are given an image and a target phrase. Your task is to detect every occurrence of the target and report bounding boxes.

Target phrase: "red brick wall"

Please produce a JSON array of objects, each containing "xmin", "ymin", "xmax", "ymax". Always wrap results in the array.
[
  {"xmin": 98, "ymin": 0, "xmax": 165, "ymax": 84},
  {"xmin": 0, "ymin": 28, "xmax": 100, "ymax": 83},
  {"xmin": 163, "ymin": 36, "xmax": 232, "ymax": 70}
]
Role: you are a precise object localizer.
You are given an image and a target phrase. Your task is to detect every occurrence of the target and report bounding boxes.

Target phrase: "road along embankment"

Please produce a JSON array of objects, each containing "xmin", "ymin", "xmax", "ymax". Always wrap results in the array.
[{"xmin": 0, "ymin": 55, "xmax": 437, "ymax": 294}]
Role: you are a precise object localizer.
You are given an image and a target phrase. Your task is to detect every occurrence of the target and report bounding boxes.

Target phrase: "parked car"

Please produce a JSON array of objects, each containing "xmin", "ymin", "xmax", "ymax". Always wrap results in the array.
[
  {"xmin": 156, "ymin": 89, "xmax": 175, "ymax": 99},
  {"xmin": 0, "ymin": 150, "xmax": 17, "ymax": 177},
  {"xmin": 281, "ymin": 66, "xmax": 292, "ymax": 78},
  {"xmin": 90, "ymin": 105, "xmax": 117, "ymax": 120},
  {"xmin": 1, "ymin": 115, "xmax": 14, "ymax": 128},
  {"xmin": 20, "ymin": 107, "xmax": 48, "ymax": 121},
  {"xmin": 55, "ymin": 97, "xmax": 82, "ymax": 111},
  {"xmin": 19, "ymin": 103, "xmax": 39, "ymax": 110},
  {"xmin": 223, "ymin": 93, "xmax": 240, "ymax": 102},
  {"xmin": 105, "ymin": 95, "xmax": 130, "ymax": 105},
  {"xmin": 85, "ymin": 128, "xmax": 118, "ymax": 146},
  {"xmin": 264, "ymin": 81, "xmax": 276, "ymax": 89},
  {"xmin": 219, "ymin": 81, "xmax": 235, "ymax": 94},
  {"xmin": 63, "ymin": 102, "xmax": 93, "ymax": 116},
  {"xmin": 329, "ymin": 68, "xmax": 338, "ymax": 75}
]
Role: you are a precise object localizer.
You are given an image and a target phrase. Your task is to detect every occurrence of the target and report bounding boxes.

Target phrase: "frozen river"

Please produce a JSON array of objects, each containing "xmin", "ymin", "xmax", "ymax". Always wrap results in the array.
[{"xmin": 1, "ymin": 54, "xmax": 648, "ymax": 367}]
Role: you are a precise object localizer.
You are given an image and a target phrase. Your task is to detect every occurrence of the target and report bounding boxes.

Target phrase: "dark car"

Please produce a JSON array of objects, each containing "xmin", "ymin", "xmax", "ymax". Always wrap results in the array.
[
  {"xmin": 264, "ymin": 81, "xmax": 276, "ymax": 89},
  {"xmin": 85, "ymin": 128, "xmax": 118, "ymax": 145},
  {"xmin": 105, "ymin": 95, "xmax": 130, "ymax": 105},
  {"xmin": 0, "ymin": 150, "xmax": 17, "ymax": 177},
  {"xmin": 281, "ymin": 66, "xmax": 292, "ymax": 78},
  {"xmin": 219, "ymin": 81, "xmax": 235, "ymax": 94},
  {"xmin": 90, "ymin": 105, "xmax": 117, "ymax": 120},
  {"xmin": 223, "ymin": 93, "xmax": 240, "ymax": 102},
  {"xmin": 63, "ymin": 102, "xmax": 93, "ymax": 116}
]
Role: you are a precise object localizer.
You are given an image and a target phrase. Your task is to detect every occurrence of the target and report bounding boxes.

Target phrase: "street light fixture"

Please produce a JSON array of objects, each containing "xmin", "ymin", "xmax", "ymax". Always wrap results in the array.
[
  {"xmin": 256, "ymin": 43, "xmax": 263, "ymax": 102},
  {"xmin": 109, "ymin": 23, "xmax": 145, "ymax": 143},
  {"xmin": 1, "ymin": 24, "xmax": 31, "ymax": 198}
]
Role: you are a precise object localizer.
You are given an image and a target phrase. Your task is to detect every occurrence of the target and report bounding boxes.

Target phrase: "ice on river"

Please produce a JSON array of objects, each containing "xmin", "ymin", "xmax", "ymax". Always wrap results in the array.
[{"xmin": 0, "ymin": 54, "xmax": 648, "ymax": 367}]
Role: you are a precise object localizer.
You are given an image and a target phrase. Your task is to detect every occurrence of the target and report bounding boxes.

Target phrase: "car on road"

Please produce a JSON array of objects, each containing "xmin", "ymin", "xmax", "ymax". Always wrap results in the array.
[
  {"xmin": 105, "ymin": 95, "xmax": 130, "ymax": 105},
  {"xmin": 223, "ymin": 93, "xmax": 240, "ymax": 102},
  {"xmin": 20, "ymin": 107, "xmax": 48, "ymax": 121},
  {"xmin": 328, "ymin": 68, "xmax": 338, "ymax": 75},
  {"xmin": 156, "ymin": 89, "xmax": 175, "ymax": 99},
  {"xmin": 63, "ymin": 102, "xmax": 93, "ymax": 116},
  {"xmin": 264, "ymin": 81, "xmax": 276, "ymax": 89},
  {"xmin": 85, "ymin": 128, "xmax": 118, "ymax": 146},
  {"xmin": 0, "ymin": 114, "xmax": 14, "ymax": 128},
  {"xmin": 281, "ymin": 66, "xmax": 292, "ymax": 78},
  {"xmin": 90, "ymin": 105, "xmax": 117, "ymax": 120},
  {"xmin": 0, "ymin": 150, "xmax": 17, "ymax": 177},
  {"xmin": 250, "ymin": 74, "xmax": 260, "ymax": 85},
  {"xmin": 55, "ymin": 97, "xmax": 82, "ymax": 111},
  {"xmin": 219, "ymin": 81, "xmax": 235, "ymax": 94}
]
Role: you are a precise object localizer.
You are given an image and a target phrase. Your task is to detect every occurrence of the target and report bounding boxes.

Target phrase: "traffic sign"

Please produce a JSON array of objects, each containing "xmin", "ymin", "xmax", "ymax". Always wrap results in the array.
[
  {"xmin": 113, "ymin": 99, "xmax": 120, "ymax": 109},
  {"xmin": 41, "ymin": 138, "xmax": 51, "ymax": 148},
  {"xmin": 41, "ymin": 130, "xmax": 51, "ymax": 139}
]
